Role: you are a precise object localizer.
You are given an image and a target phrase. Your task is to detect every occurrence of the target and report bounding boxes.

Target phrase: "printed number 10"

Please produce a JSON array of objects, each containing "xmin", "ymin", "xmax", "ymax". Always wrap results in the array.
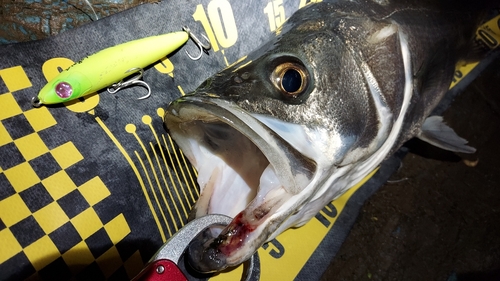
[{"xmin": 192, "ymin": 0, "xmax": 238, "ymax": 52}]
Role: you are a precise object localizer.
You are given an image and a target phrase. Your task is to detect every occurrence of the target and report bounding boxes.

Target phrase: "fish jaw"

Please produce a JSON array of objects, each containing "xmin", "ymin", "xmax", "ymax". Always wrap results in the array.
[
  {"xmin": 164, "ymin": 95, "xmax": 330, "ymax": 271},
  {"xmin": 163, "ymin": 93, "xmax": 392, "ymax": 272}
]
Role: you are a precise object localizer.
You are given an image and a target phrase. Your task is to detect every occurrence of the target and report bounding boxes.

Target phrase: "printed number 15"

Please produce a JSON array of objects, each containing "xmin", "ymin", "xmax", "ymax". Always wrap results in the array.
[{"xmin": 264, "ymin": 0, "xmax": 286, "ymax": 32}]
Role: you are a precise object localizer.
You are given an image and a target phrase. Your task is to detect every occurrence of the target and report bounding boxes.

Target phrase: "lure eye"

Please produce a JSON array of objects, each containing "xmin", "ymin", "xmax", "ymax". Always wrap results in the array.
[
  {"xmin": 271, "ymin": 62, "xmax": 308, "ymax": 98},
  {"xmin": 55, "ymin": 82, "xmax": 73, "ymax": 99}
]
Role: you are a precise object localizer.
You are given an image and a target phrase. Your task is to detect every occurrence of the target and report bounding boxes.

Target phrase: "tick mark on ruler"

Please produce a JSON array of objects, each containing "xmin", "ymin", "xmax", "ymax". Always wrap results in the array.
[{"xmin": 221, "ymin": 50, "xmax": 229, "ymax": 66}]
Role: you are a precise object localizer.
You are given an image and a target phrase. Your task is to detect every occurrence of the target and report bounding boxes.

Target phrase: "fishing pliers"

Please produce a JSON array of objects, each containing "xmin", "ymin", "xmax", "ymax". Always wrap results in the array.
[{"xmin": 132, "ymin": 214, "xmax": 260, "ymax": 281}]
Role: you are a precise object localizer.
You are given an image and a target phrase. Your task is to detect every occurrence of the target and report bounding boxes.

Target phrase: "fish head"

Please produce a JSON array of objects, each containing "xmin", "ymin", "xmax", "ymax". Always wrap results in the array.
[{"xmin": 165, "ymin": 3, "xmax": 399, "ymax": 273}]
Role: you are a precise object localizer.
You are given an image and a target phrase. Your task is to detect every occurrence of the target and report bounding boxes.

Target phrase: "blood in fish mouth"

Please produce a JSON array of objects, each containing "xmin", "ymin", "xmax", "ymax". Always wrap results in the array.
[
  {"xmin": 217, "ymin": 213, "xmax": 258, "ymax": 256},
  {"xmin": 186, "ymin": 213, "xmax": 257, "ymax": 273}
]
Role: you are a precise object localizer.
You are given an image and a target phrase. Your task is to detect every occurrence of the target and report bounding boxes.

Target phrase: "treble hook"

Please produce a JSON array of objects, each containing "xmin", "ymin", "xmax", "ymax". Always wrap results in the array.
[
  {"xmin": 183, "ymin": 26, "xmax": 211, "ymax": 60},
  {"xmin": 107, "ymin": 67, "xmax": 151, "ymax": 100}
]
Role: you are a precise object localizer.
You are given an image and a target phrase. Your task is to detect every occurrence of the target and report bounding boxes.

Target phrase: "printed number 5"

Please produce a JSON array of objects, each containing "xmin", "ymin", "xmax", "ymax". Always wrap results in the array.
[
  {"xmin": 264, "ymin": 0, "xmax": 286, "ymax": 32},
  {"xmin": 192, "ymin": 0, "xmax": 238, "ymax": 52}
]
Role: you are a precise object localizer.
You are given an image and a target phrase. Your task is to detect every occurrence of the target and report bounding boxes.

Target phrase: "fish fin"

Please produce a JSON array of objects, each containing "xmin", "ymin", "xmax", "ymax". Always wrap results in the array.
[{"xmin": 417, "ymin": 116, "xmax": 476, "ymax": 153}]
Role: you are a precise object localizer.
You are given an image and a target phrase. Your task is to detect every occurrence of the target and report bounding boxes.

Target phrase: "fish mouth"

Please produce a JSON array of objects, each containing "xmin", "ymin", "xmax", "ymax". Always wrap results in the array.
[{"xmin": 164, "ymin": 95, "xmax": 317, "ymax": 273}]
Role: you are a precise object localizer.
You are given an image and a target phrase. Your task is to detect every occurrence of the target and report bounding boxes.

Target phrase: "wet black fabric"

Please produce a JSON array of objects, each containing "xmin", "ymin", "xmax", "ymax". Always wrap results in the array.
[
  {"xmin": 0, "ymin": 1, "xmax": 322, "ymax": 280},
  {"xmin": 0, "ymin": 1, "xmax": 495, "ymax": 280}
]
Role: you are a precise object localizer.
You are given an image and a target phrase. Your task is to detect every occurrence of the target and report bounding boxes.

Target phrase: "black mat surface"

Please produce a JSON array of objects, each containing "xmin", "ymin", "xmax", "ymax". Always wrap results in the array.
[{"xmin": 0, "ymin": 1, "xmax": 496, "ymax": 280}]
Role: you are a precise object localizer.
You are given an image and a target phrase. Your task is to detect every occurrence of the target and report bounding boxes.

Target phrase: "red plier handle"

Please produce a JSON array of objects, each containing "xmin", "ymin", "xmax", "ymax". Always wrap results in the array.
[{"xmin": 133, "ymin": 259, "xmax": 187, "ymax": 281}]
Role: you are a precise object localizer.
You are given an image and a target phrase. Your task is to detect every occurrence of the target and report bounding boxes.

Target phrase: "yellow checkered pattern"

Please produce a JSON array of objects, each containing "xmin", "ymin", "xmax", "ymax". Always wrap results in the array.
[{"xmin": 0, "ymin": 65, "xmax": 141, "ymax": 279}]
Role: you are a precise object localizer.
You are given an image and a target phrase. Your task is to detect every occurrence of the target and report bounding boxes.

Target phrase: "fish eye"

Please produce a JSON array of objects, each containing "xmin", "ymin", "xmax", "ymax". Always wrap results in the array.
[
  {"xmin": 282, "ymin": 69, "xmax": 302, "ymax": 92},
  {"xmin": 271, "ymin": 62, "xmax": 308, "ymax": 98}
]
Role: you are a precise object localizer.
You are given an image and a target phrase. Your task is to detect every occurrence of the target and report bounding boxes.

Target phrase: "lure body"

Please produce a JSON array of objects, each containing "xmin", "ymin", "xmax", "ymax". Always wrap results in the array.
[{"xmin": 35, "ymin": 31, "xmax": 189, "ymax": 106}]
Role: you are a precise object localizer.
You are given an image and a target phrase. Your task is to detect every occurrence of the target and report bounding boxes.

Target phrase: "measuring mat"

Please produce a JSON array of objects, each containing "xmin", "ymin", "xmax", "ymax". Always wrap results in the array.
[{"xmin": 0, "ymin": 1, "xmax": 498, "ymax": 280}]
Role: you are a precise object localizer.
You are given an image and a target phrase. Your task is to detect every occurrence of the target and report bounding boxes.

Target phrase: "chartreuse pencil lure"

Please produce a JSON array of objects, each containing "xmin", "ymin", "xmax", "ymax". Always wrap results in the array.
[{"xmin": 32, "ymin": 27, "xmax": 210, "ymax": 107}]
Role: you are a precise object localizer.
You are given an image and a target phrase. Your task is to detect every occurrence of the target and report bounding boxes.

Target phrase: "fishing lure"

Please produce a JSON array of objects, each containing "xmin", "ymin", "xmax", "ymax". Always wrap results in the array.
[{"xmin": 32, "ymin": 27, "xmax": 210, "ymax": 107}]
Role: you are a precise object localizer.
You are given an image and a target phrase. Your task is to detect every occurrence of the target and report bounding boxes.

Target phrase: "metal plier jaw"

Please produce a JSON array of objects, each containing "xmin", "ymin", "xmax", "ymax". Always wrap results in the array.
[{"xmin": 132, "ymin": 214, "xmax": 260, "ymax": 281}]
